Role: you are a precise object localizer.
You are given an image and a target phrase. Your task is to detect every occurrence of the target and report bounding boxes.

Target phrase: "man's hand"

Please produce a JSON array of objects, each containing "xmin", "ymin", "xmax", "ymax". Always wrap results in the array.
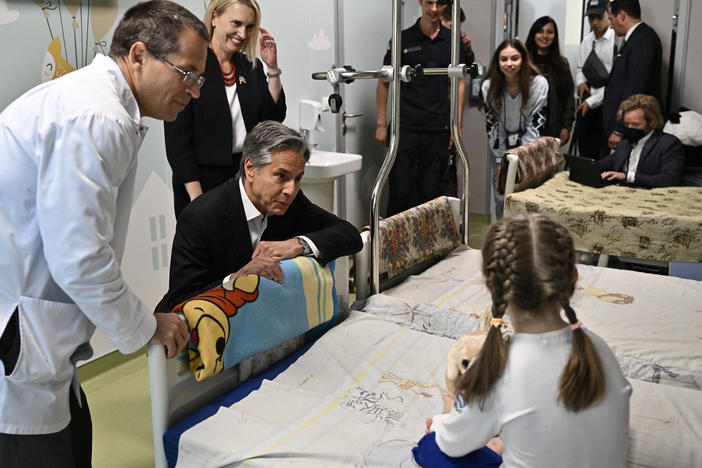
[
  {"xmin": 151, "ymin": 312, "xmax": 190, "ymax": 359},
  {"xmin": 461, "ymin": 31, "xmax": 471, "ymax": 49},
  {"xmin": 601, "ymin": 170, "xmax": 626, "ymax": 182},
  {"xmin": 448, "ymin": 128, "xmax": 463, "ymax": 149},
  {"xmin": 578, "ymin": 83, "xmax": 590, "ymax": 99},
  {"xmin": 253, "ymin": 239, "xmax": 303, "ymax": 260},
  {"xmin": 233, "ymin": 256, "xmax": 284, "ymax": 283},
  {"xmin": 375, "ymin": 124, "xmax": 388, "ymax": 147},
  {"xmin": 559, "ymin": 128, "xmax": 571, "ymax": 145},
  {"xmin": 577, "ymin": 101, "xmax": 590, "ymax": 116},
  {"xmin": 608, "ymin": 132, "xmax": 622, "ymax": 149}
]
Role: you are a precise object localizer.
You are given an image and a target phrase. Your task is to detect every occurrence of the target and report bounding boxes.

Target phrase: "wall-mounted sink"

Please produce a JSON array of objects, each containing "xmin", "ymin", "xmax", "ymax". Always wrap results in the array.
[
  {"xmin": 304, "ymin": 150, "xmax": 362, "ymax": 181},
  {"xmin": 301, "ymin": 150, "xmax": 363, "ymax": 214}
]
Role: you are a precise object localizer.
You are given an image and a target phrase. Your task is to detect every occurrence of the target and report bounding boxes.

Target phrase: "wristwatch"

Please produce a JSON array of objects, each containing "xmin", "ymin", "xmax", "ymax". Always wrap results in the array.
[{"xmin": 297, "ymin": 237, "xmax": 312, "ymax": 256}]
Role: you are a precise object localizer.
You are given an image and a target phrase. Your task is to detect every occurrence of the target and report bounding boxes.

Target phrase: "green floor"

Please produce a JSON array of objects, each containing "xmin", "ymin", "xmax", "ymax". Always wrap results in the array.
[
  {"xmin": 79, "ymin": 213, "xmax": 492, "ymax": 468},
  {"xmin": 79, "ymin": 347, "xmax": 154, "ymax": 468}
]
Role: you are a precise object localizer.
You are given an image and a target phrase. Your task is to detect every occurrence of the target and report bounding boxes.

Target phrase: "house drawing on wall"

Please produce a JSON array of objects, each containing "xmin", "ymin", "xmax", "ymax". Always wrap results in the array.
[{"xmin": 121, "ymin": 171, "xmax": 176, "ymax": 312}]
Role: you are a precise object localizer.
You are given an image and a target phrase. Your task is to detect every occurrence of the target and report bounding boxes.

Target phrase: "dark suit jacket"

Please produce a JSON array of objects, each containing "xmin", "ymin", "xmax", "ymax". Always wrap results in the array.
[
  {"xmin": 156, "ymin": 178, "xmax": 363, "ymax": 312},
  {"xmin": 603, "ymin": 22, "xmax": 662, "ymax": 136},
  {"xmin": 597, "ymin": 130, "xmax": 685, "ymax": 188},
  {"xmin": 164, "ymin": 48, "xmax": 286, "ymax": 184}
]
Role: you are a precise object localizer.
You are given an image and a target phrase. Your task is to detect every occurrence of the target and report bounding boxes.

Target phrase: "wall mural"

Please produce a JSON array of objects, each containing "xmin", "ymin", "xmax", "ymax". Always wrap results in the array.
[{"xmin": 30, "ymin": 0, "xmax": 118, "ymax": 81}]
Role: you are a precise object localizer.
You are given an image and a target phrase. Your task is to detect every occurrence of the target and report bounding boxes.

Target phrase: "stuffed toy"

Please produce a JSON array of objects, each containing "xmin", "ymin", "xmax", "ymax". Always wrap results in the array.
[{"xmin": 445, "ymin": 332, "xmax": 487, "ymax": 399}]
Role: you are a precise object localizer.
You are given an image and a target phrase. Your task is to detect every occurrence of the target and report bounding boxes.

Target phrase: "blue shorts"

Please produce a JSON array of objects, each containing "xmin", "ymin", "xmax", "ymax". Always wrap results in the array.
[{"xmin": 412, "ymin": 431, "xmax": 503, "ymax": 468}]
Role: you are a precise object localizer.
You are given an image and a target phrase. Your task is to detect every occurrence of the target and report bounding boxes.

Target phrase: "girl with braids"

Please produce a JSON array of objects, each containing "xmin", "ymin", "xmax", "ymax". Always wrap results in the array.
[
  {"xmin": 481, "ymin": 40, "xmax": 548, "ymax": 220},
  {"xmin": 525, "ymin": 16, "xmax": 576, "ymax": 145},
  {"xmin": 421, "ymin": 214, "xmax": 631, "ymax": 467}
]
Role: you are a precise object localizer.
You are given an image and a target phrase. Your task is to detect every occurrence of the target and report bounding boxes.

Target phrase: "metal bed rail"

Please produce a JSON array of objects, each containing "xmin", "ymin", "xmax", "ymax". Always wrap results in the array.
[{"xmin": 311, "ymin": 0, "xmax": 471, "ymax": 295}]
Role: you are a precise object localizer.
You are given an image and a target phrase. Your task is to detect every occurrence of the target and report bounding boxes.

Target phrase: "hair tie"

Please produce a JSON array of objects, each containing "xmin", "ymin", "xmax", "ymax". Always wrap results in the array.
[
  {"xmin": 490, "ymin": 318, "xmax": 504, "ymax": 328},
  {"xmin": 569, "ymin": 321, "xmax": 584, "ymax": 330}
]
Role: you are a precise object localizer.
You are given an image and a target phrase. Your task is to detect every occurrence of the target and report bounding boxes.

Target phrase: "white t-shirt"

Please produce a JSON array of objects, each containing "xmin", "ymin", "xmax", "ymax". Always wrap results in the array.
[{"xmin": 431, "ymin": 325, "xmax": 632, "ymax": 468}]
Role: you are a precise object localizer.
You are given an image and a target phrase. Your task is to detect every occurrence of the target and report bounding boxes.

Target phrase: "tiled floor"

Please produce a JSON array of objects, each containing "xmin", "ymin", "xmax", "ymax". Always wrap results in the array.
[{"xmin": 80, "ymin": 213, "xmax": 493, "ymax": 468}]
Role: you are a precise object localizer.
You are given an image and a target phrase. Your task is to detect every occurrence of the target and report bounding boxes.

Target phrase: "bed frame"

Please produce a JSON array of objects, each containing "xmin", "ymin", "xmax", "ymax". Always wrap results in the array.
[{"xmin": 147, "ymin": 258, "xmax": 349, "ymax": 468}]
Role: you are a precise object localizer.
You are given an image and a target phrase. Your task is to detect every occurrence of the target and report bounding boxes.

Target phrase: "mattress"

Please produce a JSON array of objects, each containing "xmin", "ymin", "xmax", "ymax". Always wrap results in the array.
[{"xmin": 174, "ymin": 311, "xmax": 702, "ymax": 467}]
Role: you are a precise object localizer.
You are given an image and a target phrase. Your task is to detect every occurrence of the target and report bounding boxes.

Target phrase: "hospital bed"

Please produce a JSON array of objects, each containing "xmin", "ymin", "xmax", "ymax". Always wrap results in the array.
[{"xmin": 147, "ymin": 193, "xmax": 702, "ymax": 467}]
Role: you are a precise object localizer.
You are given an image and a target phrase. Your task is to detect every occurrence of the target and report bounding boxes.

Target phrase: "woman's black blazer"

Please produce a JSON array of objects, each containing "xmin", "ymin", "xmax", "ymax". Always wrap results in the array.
[{"xmin": 165, "ymin": 48, "xmax": 286, "ymax": 184}]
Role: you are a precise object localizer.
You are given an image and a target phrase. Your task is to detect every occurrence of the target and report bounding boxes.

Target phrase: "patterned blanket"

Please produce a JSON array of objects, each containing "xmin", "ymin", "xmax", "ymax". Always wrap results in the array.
[
  {"xmin": 505, "ymin": 171, "xmax": 702, "ymax": 262},
  {"xmin": 172, "ymin": 258, "xmax": 337, "ymax": 381}
]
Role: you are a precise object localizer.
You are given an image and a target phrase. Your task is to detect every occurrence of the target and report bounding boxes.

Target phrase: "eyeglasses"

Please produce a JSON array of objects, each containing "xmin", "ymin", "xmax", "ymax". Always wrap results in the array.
[{"xmin": 148, "ymin": 48, "xmax": 206, "ymax": 89}]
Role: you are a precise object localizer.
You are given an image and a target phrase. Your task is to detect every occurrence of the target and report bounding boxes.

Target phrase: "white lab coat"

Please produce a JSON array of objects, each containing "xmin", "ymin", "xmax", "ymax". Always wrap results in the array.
[{"xmin": 0, "ymin": 54, "xmax": 156, "ymax": 434}]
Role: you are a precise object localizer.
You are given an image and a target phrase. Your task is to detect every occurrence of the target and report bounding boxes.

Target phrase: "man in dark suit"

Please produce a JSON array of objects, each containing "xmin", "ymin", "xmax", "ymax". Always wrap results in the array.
[
  {"xmin": 157, "ymin": 121, "xmax": 362, "ymax": 311},
  {"xmin": 603, "ymin": 0, "xmax": 662, "ymax": 151},
  {"xmin": 599, "ymin": 94, "xmax": 684, "ymax": 188}
]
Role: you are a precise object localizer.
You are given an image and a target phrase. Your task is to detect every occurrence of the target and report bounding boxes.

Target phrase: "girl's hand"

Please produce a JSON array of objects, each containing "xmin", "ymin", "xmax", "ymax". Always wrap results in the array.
[
  {"xmin": 425, "ymin": 417, "xmax": 433, "ymax": 434},
  {"xmin": 259, "ymin": 27, "xmax": 279, "ymax": 70}
]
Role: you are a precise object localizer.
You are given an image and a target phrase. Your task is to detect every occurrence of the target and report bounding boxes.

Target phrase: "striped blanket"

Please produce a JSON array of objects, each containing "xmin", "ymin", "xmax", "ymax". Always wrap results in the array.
[{"xmin": 172, "ymin": 258, "xmax": 337, "ymax": 381}]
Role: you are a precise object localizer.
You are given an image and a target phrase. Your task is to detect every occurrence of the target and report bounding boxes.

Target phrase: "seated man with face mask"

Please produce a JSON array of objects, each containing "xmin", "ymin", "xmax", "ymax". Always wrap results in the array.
[{"xmin": 598, "ymin": 94, "xmax": 684, "ymax": 188}]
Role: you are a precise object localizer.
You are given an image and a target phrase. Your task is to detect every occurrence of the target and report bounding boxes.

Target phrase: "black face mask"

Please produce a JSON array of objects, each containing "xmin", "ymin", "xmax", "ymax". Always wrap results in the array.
[{"xmin": 622, "ymin": 127, "xmax": 647, "ymax": 144}]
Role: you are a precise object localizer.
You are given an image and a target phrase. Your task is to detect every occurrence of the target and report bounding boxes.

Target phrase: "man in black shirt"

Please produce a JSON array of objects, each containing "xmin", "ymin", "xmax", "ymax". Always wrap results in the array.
[{"xmin": 376, "ymin": 0, "xmax": 466, "ymax": 215}]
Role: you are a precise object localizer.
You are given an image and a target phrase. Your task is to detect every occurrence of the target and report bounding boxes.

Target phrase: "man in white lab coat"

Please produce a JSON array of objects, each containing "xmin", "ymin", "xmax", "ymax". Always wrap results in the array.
[{"xmin": 0, "ymin": 2, "xmax": 208, "ymax": 466}]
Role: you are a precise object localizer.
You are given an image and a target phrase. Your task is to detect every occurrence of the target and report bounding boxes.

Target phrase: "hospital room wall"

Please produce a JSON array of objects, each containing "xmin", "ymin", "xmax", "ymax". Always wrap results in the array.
[{"xmin": 681, "ymin": 1, "xmax": 702, "ymax": 112}]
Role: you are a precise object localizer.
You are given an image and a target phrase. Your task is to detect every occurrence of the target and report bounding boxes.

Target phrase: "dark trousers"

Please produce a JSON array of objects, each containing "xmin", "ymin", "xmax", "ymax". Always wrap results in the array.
[
  {"xmin": 173, "ymin": 153, "xmax": 242, "ymax": 218},
  {"xmin": 0, "ymin": 387, "xmax": 92, "ymax": 468},
  {"xmin": 387, "ymin": 129, "xmax": 450, "ymax": 216},
  {"xmin": 577, "ymin": 106, "xmax": 606, "ymax": 159}
]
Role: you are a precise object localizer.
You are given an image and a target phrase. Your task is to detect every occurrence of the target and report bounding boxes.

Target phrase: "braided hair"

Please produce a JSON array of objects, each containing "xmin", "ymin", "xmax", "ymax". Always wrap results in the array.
[{"xmin": 456, "ymin": 214, "xmax": 605, "ymax": 412}]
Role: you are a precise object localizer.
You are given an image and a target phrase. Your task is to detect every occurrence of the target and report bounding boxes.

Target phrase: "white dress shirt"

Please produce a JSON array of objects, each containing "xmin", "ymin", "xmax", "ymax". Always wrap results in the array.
[
  {"xmin": 225, "ymin": 83, "xmax": 247, "ymax": 153},
  {"xmin": 222, "ymin": 179, "xmax": 319, "ymax": 286},
  {"xmin": 239, "ymin": 178, "xmax": 269, "ymax": 249},
  {"xmin": 626, "ymin": 130, "xmax": 653, "ymax": 183},
  {"xmin": 576, "ymin": 28, "xmax": 615, "ymax": 109},
  {"xmin": 0, "ymin": 54, "xmax": 156, "ymax": 434}
]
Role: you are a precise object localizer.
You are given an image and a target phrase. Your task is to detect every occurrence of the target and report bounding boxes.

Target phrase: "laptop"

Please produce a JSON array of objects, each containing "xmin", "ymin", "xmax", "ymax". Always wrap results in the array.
[{"xmin": 565, "ymin": 154, "xmax": 616, "ymax": 188}]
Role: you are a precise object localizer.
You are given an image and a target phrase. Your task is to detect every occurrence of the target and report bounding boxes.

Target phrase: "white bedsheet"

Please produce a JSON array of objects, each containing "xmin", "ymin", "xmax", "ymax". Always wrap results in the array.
[{"xmin": 177, "ymin": 312, "xmax": 453, "ymax": 467}]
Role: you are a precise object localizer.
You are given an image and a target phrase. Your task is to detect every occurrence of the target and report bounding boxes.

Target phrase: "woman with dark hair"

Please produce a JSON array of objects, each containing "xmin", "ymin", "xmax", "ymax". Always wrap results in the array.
[
  {"xmin": 165, "ymin": 0, "xmax": 286, "ymax": 217},
  {"xmin": 525, "ymin": 16, "xmax": 575, "ymax": 145},
  {"xmin": 481, "ymin": 39, "xmax": 548, "ymax": 219}
]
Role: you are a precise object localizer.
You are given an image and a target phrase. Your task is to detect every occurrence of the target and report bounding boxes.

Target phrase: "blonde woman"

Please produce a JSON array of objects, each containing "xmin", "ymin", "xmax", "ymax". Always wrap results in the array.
[{"xmin": 165, "ymin": 0, "xmax": 286, "ymax": 216}]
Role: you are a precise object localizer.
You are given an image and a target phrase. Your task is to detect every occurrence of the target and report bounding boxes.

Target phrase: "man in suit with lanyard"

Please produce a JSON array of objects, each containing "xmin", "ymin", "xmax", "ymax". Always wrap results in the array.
[{"xmin": 603, "ymin": 0, "xmax": 662, "ymax": 152}]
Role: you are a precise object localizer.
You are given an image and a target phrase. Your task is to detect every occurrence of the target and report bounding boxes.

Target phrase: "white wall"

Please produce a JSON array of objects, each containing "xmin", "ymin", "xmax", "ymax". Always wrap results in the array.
[{"xmin": 680, "ymin": 0, "xmax": 702, "ymax": 112}]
